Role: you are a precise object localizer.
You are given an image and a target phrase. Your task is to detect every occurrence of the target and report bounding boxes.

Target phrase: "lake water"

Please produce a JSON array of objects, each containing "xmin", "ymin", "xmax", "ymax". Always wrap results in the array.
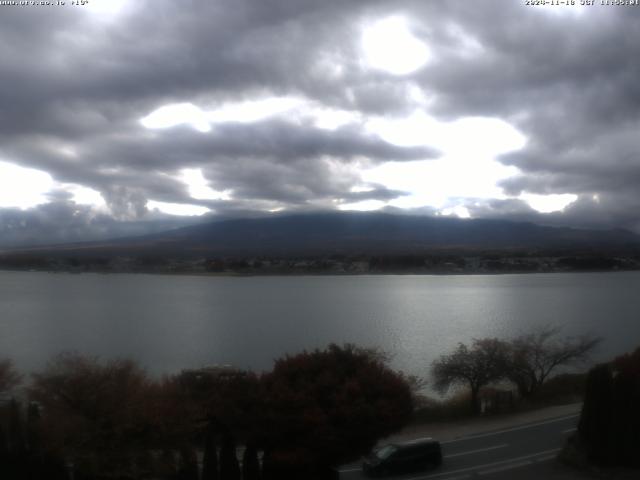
[{"xmin": 0, "ymin": 271, "xmax": 638, "ymax": 378}]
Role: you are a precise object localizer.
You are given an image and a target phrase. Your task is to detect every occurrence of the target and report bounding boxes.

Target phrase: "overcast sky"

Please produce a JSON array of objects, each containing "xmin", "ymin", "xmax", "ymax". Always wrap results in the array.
[{"xmin": 1, "ymin": 0, "xmax": 640, "ymax": 246}]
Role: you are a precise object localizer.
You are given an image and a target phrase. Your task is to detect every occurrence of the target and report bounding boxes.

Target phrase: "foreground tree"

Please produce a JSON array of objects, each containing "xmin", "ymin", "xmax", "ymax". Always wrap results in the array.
[
  {"xmin": 177, "ymin": 446, "xmax": 199, "ymax": 480},
  {"xmin": 7, "ymin": 398, "xmax": 25, "ymax": 455},
  {"xmin": 505, "ymin": 327, "xmax": 600, "ymax": 398},
  {"xmin": 242, "ymin": 441, "xmax": 261, "ymax": 480},
  {"xmin": 157, "ymin": 449, "xmax": 178, "ymax": 479},
  {"xmin": 201, "ymin": 431, "xmax": 219, "ymax": 480},
  {"xmin": 575, "ymin": 345, "xmax": 640, "ymax": 467},
  {"xmin": 29, "ymin": 353, "xmax": 153, "ymax": 478},
  {"xmin": 432, "ymin": 338, "xmax": 507, "ymax": 414},
  {"xmin": 219, "ymin": 433, "xmax": 241, "ymax": 480},
  {"xmin": 0, "ymin": 358, "xmax": 22, "ymax": 395},
  {"xmin": 169, "ymin": 365, "xmax": 263, "ymax": 442},
  {"xmin": 261, "ymin": 344, "xmax": 413, "ymax": 476}
]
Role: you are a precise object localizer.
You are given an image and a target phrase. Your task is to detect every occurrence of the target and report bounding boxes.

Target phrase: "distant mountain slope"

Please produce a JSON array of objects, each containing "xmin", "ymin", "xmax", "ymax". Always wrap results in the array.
[{"xmin": 16, "ymin": 212, "xmax": 640, "ymax": 257}]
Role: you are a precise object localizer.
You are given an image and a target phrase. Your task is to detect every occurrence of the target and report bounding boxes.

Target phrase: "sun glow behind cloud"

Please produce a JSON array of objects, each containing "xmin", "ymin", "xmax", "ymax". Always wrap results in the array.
[
  {"xmin": 140, "ymin": 97, "xmax": 363, "ymax": 134},
  {"xmin": 361, "ymin": 157, "xmax": 519, "ymax": 209},
  {"xmin": 65, "ymin": 184, "xmax": 106, "ymax": 207},
  {"xmin": 520, "ymin": 193, "xmax": 578, "ymax": 213},
  {"xmin": 0, "ymin": 161, "xmax": 53, "ymax": 209},
  {"xmin": 441, "ymin": 205, "xmax": 471, "ymax": 219},
  {"xmin": 366, "ymin": 111, "xmax": 527, "ymax": 155},
  {"xmin": 0, "ymin": 161, "xmax": 109, "ymax": 211},
  {"xmin": 140, "ymin": 98, "xmax": 307, "ymax": 133},
  {"xmin": 140, "ymin": 103, "xmax": 211, "ymax": 133},
  {"xmin": 312, "ymin": 108, "xmax": 361, "ymax": 130},
  {"xmin": 181, "ymin": 168, "xmax": 231, "ymax": 201},
  {"xmin": 147, "ymin": 200, "xmax": 210, "ymax": 216},
  {"xmin": 359, "ymin": 112, "xmax": 580, "ymax": 216},
  {"xmin": 338, "ymin": 199, "xmax": 386, "ymax": 212},
  {"xmin": 361, "ymin": 16, "xmax": 431, "ymax": 75},
  {"xmin": 355, "ymin": 112, "xmax": 528, "ymax": 215},
  {"xmin": 208, "ymin": 97, "xmax": 304, "ymax": 124}
]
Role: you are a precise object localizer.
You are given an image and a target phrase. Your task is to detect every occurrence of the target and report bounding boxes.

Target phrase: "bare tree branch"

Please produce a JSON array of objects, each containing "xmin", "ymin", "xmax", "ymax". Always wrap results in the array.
[
  {"xmin": 505, "ymin": 326, "xmax": 601, "ymax": 398},
  {"xmin": 431, "ymin": 339, "xmax": 508, "ymax": 413}
]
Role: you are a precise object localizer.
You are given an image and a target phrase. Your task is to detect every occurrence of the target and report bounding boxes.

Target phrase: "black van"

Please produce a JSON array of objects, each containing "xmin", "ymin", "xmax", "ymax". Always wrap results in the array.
[{"xmin": 362, "ymin": 438, "xmax": 442, "ymax": 477}]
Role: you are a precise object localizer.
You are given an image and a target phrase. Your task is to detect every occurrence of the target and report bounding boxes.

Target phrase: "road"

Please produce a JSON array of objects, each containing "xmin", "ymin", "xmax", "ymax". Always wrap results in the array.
[{"xmin": 339, "ymin": 413, "xmax": 580, "ymax": 480}]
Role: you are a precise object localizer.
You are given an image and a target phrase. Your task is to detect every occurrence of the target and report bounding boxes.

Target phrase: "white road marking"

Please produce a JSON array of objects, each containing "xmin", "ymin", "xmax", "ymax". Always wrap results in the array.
[
  {"xmin": 480, "ymin": 453, "xmax": 557, "ymax": 474},
  {"xmin": 562, "ymin": 427, "xmax": 577, "ymax": 434},
  {"xmin": 532, "ymin": 454, "xmax": 557, "ymax": 462},
  {"xmin": 478, "ymin": 459, "xmax": 531, "ymax": 475},
  {"xmin": 444, "ymin": 444, "xmax": 508, "ymax": 459},
  {"xmin": 441, "ymin": 414, "xmax": 579, "ymax": 444},
  {"xmin": 338, "ymin": 467, "xmax": 360, "ymax": 473},
  {"xmin": 403, "ymin": 448, "xmax": 561, "ymax": 480},
  {"xmin": 338, "ymin": 444, "xmax": 509, "ymax": 472},
  {"xmin": 339, "ymin": 444, "xmax": 508, "ymax": 474}
]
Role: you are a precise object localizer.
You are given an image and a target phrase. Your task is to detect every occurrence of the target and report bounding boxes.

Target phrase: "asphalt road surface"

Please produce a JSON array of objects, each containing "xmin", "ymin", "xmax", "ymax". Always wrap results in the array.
[{"xmin": 339, "ymin": 413, "xmax": 579, "ymax": 480}]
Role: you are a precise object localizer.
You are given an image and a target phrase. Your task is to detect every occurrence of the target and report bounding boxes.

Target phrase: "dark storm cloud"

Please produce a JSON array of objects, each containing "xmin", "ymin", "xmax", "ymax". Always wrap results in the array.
[
  {"xmin": 0, "ymin": 0, "xmax": 431, "ymax": 238},
  {"xmin": 1, "ymin": 114, "xmax": 433, "ymax": 211},
  {"xmin": 0, "ymin": 200, "xmax": 196, "ymax": 248},
  {"xmin": 90, "ymin": 121, "xmax": 434, "ymax": 170},
  {"xmin": 201, "ymin": 155, "xmax": 409, "ymax": 207},
  {"xmin": 462, "ymin": 194, "xmax": 640, "ymax": 234},
  {"xmin": 2, "ymin": 0, "xmax": 640, "ymax": 245}
]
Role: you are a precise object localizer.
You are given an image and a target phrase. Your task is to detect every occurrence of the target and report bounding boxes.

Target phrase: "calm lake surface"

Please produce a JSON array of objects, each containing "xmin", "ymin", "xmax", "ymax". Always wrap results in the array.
[{"xmin": 1, "ymin": 271, "xmax": 638, "ymax": 377}]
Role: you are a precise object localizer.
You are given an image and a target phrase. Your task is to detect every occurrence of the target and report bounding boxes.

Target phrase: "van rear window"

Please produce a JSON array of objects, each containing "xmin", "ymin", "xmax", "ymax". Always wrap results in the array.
[{"xmin": 375, "ymin": 445, "xmax": 397, "ymax": 459}]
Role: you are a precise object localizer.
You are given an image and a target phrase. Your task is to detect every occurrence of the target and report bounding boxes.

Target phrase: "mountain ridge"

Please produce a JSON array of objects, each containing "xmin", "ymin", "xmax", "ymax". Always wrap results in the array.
[{"xmin": 6, "ymin": 211, "xmax": 639, "ymax": 258}]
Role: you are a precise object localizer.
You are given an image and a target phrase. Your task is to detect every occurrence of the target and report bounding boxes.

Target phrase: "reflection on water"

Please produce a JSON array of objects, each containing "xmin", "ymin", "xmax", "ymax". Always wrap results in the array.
[{"xmin": 0, "ymin": 271, "xmax": 637, "ymax": 377}]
